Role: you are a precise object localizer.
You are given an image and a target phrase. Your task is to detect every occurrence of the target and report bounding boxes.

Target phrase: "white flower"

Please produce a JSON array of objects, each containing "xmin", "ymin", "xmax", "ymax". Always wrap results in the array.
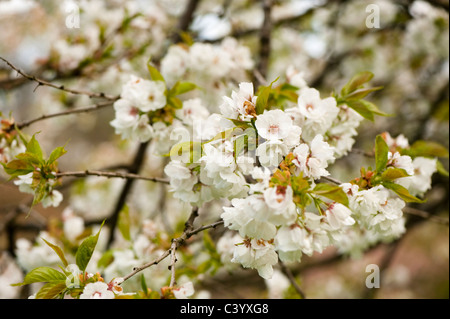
[
  {"xmin": 121, "ymin": 75, "xmax": 166, "ymax": 112},
  {"xmin": 396, "ymin": 157, "xmax": 437, "ymax": 196},
  {"xmin": 14, "ymin": 172, "xmax": 34, "ymax": 194},
  {"xmin": 221, "ymin": 196, "xmax": 277, "ymax": 240},
  {"xmin": 292, "ymin": 135, "xmax": 335, "ymax": 179},
  {"xmin": 325, "ymin": 203, "xmax": 355, "ymax": 230},
  {"xmin": 274, "ymin": 225, "xmax": 309, "ymax": 263},
  {"xmin": 173, "ymin": 281, "xmax": 195, "ymax": 299},
  {"xmin": 41, "ymin": 189, "xmax": 63, "ymax": 208},
  {"xmin": 256, "ymin": 140, "xmax": 289, "ymax": 168},
  {"xmin": 62, "ymin": 209, "xmax": 84, "ymax": 242},
  {"xmin": 255, "ymin": 109, "xmax": 294, "ymax": 141},
  {"xmin": 189, "ymin": 43, "xmax": 234, "ymax": 79},
  {"xmin": 110, "ymin": 99, "xmax": 154, "ymax": 142},
  {"xmin": 382, "ymin": 132, "xmax": 409, "ymax": 150},
  {"xmin": 177, "ymin": 98, "xmax": 210, "ymax": 126},
  {"xmin": 164, "ymin": 160, "xmax": 198, "ymax": 193},
  {"xmin": 232, "ymin": 238, "xmax": 278, "ymax": 279},
  {"xmin": 161, "ymin": 45, "xmax": 189, "ymax": 86},
  {"xmin": 263, "ymin": 185, "xmax": 293, "ymax": 211},
  {"xmin": 265, "ymin": 269, "xmax": 290, "ymax": 299},
  {"xmin": 297, "ymin": 88, "xmax": 339, "ymax": 140},
  {"xmin": 220, "ymin": 82, "xmax": 257, "ymax": 120},
  {"xmin": 286, "ymin": 65, "xmax": 308, "ymax": 90},
  {"xmin": 387, "ymin": 152, "xmax": 414, "ymax": 175},
  {"xmin": 80, "ymin": 282, "xmax": 115, "ymax": 299}
]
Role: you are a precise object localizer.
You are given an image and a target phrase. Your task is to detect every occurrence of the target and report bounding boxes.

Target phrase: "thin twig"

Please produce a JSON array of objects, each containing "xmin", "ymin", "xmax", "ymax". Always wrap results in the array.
[
  {"xmin": 279, "ymin": 260, "xmax": 306, "ymax": 299},
  {"xmin": 55, "ymin": 170, "xmax": 169, "ymax": 184},
  {"xmin": 403, "ymin": 206, "xmax": 449, "ymax": 226},
  {"xmin": 254, "ymin": 0, "xmax": 273, "ymax": 87},
  {"xmin": 14, "ymin": 100, "xmax": 115, "ymax": 130},
  {"xmin": 120, "ymin": 207, "xmax": 226, "ymax": 284},
  {"xmin": 0, "ymin": 57, "xmax": 118, "ymax": 100},
  {"xmin": 169, "ymin": 240, "xmax": 178, "ymax": 287}
]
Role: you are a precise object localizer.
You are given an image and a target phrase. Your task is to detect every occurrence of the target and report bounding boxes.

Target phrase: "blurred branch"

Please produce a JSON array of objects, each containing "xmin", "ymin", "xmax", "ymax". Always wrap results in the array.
[
  {"xmin": 0, "ymin": 57, "xmax": 118, "ymax": 100},
  {"xmin": 121, "ymin": 207, "xmax": 226, "ymax": 284},
  {"xmin": 13, "ymin": 100, "xmax": 115, "ymax": 131},
  {"xmin": 105, "ymin": 141, "xmax": 150, "ymax": 249},
  {"xmin": 279, "ymin": 260, "xmax": 306, "ymax": 299},
  {"xmin": 170, "ymin": 0, "xmax": 201, "ymax": 43},
  {"xmin": 105, "ymin": 0, "xmax": 201, "ymax": 249},
  {"xmin": 254, "ymin": 0, "xmax": 274, "ymax": 87},
  {"xmin": 55, "ymin": 169, "xmax": 169, "ymax": 184}
]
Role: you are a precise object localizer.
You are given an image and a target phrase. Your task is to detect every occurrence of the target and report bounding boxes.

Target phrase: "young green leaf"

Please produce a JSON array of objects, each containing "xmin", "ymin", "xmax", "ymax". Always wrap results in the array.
[
  {"xmin": 12, "ymin": 267, "xmax": 66, "ymax": 286},
  {"xmin": 170, "ymin": 81, "xmax": 198, "ymax": 96},
  {"xmin": 375, "ymin": 135, "xmax": 389, "ymax": 173},
  {"xmin": 255, "ymin": 77, "xmax": 279, "ymax": 115},
  {"xmin": 382, "ymin": 181, "xmax": 425, "ymax": 203},
  {"xmin": 42, "ymin": 238, "xmax": 69, "ymax": 267},
  {"xmin": 341, "ymin": 71, "xmax": 374, "ymax": 96},
  {"xmin": 436, "ymin": 160, "xmax": 449, "ymax": 177},
  {"xmin": 118, "ymin": 205, "xmax": 131, "ymax": 241},
  {"xmin": 401, "ymin": 140, "xmax": 449, "ymax": 158},
  {"xmin": 345, "ymin": 100, "xmax": 375, "ymax": 121},
  {"xmin": 26, "ymin": 134, "xmax": 44, "ymax": 163},
  {"xmin": 47, "ymin": 145, "xmax": 68, "ymax": 166},
  {"xmin": 381, "ymin": 167, "xmax": 410, "ymax": 181},
  {"xmin": 344, "ymin": 86, "xmax": 383, "ymax": 101},
  {"xmin": 35, "ymin": 281, "xmax": 67, "ymax": 299},
  {"xmin": 147, "ymin": 60, "xmax": 165, "ymax": 83},
  {"xmin": 312, "ymin": 183, "xmax": 349, "ymax": 207},
  {"xmin": 75, "ymin": 221, "xmax": 105, "ymax": 272}
]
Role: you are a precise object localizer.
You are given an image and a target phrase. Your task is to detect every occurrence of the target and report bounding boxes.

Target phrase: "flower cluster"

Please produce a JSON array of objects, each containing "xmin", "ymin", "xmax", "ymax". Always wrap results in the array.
[
  {"xmin": 110, "ymin": 75, "xmax": 167, "ymax": 142},
  {"xmin": 163, "ymin": 78, "xmax": 443, "ymax": 280}
]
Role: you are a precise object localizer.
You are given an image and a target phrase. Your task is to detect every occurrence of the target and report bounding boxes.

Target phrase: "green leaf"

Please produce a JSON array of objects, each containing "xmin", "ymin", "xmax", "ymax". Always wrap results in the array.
[
  {"xmin": 255, "ymin": 78, "xmax": 278, "ymax": 115},
  {"xmin": 140, "ymin": 274, "xmax": 148, "ymax": 294},
  {"xmin": 341, "ymin": 71, "xmax": 374, "ymax": 96},
  {"xmin": 12, "ymin": 267, "xmax": 66, "ymax": 286},
  {"xmin": 346, "ymin": 101, "xmax": 374, "ymax": 121},
  {"xmin": 382, "ymin": 181, "xmax": 425, "ymax": 203},
  {"xmin": 15, "ymin": 152, "xmax": 43, "ymax": 166},
  {"xmin": 344, "ymin": 86, "xmax": 383, "ymax": 100},
  {"xmin": 35, "ymin": 281, "xmax": 67, "ymax": 299},
  {"xmin": 381, "ymin": 167, "xmax": 410, "ymax": 181},
  {"xmin": 436, "ymin": 160, "xmax": 449, "ymax": 177},
  {"xmin": 47, "ymin": 145, "xmax": 68, "ymax": 165},
  {"xmin": 402, "ymin": 140, "xmax": 449, "ymax": 158},
  {"xmin": 75, "ymin": 221, "xmax": 105, "ymax": 273},
  {"xmin": 42, "ymin": 238, "xmax": 69, "ymax": 267},
  {"xmin": 170, "ymin": 81, "xmax": 198, "ymax": 96},
  {"xmin": 312, "ymin": 183, "xmax": 349, "ymax": 207},
  {"xmin": 1, "ymin": 159, "xmax": 34, "ymax": 178},
  {"xmin": 167, "ymin": 96, "xmax": 183, "ymax": 109},
  {"xmin": 375, "ymin": 135, "xmax": 389, "ymax": 173},
  {"xmin": 26, "ymin": 134, "xmax": 44, "ymax": 163},
  {"xmin": 147, "ymin": 60, "xmax": 165, "ymax": 83},
  {"xmin": 118, "ymin": 205, "xmax": 131, "ymax": 241},
  {"xmin": 31, "ymin": 178, "xmax": 48, "ymax": 207}
]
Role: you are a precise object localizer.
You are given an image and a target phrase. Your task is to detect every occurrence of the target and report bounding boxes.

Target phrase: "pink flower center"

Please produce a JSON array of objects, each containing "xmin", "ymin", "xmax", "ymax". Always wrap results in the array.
[{"xmin": 268, "ymin": 124, "xmax": 279, "ymax": 135}]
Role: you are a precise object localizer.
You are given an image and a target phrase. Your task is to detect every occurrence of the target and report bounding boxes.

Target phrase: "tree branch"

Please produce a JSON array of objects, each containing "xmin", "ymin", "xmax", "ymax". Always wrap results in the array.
[
  {"xmin": 55, "ymin": 169, "xmax": 169, "ymax": 184},
  {"xmin": 170, "ymin": 0, "xmax": 201, "ymax": 43},
  {"xmin": 0, "ymin": 57, "xmax": 118, "ymax": 100},
  {"xmin": 279, "ymin": 260, "xmax": 306, "ymax": 299},
  {"xmin": 254, "ymin": 0, "xmax": 273, "ymax": 87},
  {"xmin": 121, "ymin": 207, "xmax": 220, "ymax": 284},
  {"xmin": 13, "ymin": 100, "xmax": 115, "ymax": 131}
]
